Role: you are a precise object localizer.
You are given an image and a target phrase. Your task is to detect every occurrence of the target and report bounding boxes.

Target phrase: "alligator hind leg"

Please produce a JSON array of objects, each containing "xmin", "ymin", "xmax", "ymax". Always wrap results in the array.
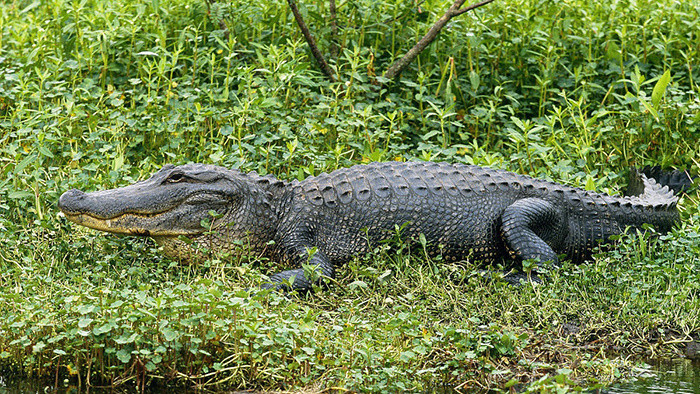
[{"xmin": 500, "ymin": 198, "xmax": 564, "ymax": 282}]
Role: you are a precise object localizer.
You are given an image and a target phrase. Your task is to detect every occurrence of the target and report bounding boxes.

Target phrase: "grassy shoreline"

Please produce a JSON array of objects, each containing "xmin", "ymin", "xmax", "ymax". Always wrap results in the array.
[
  {"xmin": 1, "ymin": 0, "xmax": 699, "ymax": 391},
  {"xmin": 1, "ymin": 225, "xmax": 698, "ymax": 392}
]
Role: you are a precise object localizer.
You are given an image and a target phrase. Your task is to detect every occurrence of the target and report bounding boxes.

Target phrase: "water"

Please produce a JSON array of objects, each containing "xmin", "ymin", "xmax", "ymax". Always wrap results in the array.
[
  {"xmin": 0, "ymin": 375, "xmax": 169, "ymax": 394},
  {"xmin": 0, "ymin": 374, "xmax": 200, "ymax": 394},
  {"xmin": 603, "ymin": 359, "xmax": 700, "ymax": 394},
  {"xmin": 2, "ymin": 360, "xmax": 699, "ymax": 393}
]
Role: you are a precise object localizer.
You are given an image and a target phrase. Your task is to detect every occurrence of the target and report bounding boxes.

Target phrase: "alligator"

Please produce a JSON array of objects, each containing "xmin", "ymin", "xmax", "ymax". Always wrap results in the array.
[{"xmin": 58, "ymin": 161, "xmax": 690, "ymax": 291}]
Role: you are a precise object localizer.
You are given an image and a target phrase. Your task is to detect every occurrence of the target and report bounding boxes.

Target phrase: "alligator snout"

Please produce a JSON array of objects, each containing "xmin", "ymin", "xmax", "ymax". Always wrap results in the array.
[{"xmin": 58, "ymin": 189, "xmax": 87, "ymax": 213}]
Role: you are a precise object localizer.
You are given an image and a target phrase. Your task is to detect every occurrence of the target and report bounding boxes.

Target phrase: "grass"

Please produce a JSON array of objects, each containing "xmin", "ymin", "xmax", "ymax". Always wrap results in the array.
[{"xmin": 0, "ymin": 0, "xmax": 699, "ymax": 391}]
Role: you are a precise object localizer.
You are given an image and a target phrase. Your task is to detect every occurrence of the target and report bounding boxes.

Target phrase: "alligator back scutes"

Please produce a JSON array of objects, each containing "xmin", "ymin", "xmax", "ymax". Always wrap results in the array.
[
  {"xmin": 399, "ymin": 165, "xmax": 429, "ymax": 196},
  {"xmin": 302, "ymin": 175, "xmax": 332, "ymax": 206},
  {"xmin": 435, "ymin": 169, "xmax": 460, "ymax": 196},
  {"xmin": 388, "ymin": 169, "xmax": 411, "ymax": 196},
  {"xmin": 333, "ymin": 172, "xmax": 354, "ymax": 204},
  {"xmin": 248, "ymin": 171, "xmax": 290, "ymax": 189},
  {"xmin": 347, "ymin": 172, "xmax": 372, "ymax": 201},
  {"xmin": 366, "ymin": 166, "xmax": 393, "ymax": 198},
  {"xmin": 292, "ymin": 161, "xmax": 682, "ymax": 212},
  {"xmin": 247, "ymin": 171, "xmax": 294, "ymax": 203},
  {"xmin": 295, "ymin": 161, "xmax": 542, "ymax": 207}
]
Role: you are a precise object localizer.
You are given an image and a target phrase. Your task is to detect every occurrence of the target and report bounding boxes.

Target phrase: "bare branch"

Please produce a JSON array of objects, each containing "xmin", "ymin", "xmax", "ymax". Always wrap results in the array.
[
  {"xmin": 329, "ymin": 0, "xmax": 339, "ymax": 59},
  {"xmin": 453, "ymin": 0, "xmax": 496, "ymax": 16},
  {"xmin": 383, "ymin": 0, "xmax": 495, "ymax": 81},
  {"xmin": 287, "ymin": 0, "xmax": 337, "ymax": 82}
]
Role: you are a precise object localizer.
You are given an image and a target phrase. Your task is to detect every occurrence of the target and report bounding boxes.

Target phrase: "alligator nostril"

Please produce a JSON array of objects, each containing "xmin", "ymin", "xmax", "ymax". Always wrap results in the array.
[{"xmin": 58, "ymin": 189, "xmax": 87, "ymax": 211}]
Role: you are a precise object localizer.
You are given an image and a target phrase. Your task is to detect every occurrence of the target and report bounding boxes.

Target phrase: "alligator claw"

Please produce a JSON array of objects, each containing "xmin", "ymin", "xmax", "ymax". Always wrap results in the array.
[
  {"xmin": 476, "ymin": 269, "xmax": 542, "ymax": 286},
  {"xmin": 502, "ymin": 271, "xmax": 542, "ymax": 286}
]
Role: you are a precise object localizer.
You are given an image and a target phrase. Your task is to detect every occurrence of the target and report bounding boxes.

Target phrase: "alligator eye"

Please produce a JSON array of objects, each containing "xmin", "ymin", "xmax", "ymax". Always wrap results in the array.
[{"xmin": 166, "ymin": 173, "xmax": 185, "ymax": 183}]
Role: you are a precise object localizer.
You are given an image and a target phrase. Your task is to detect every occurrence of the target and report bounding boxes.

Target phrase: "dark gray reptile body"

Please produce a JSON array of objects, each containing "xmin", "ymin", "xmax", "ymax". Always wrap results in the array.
[{"xmin": 58, "ymin": 161, "xmax": 683, "ymax": 291}]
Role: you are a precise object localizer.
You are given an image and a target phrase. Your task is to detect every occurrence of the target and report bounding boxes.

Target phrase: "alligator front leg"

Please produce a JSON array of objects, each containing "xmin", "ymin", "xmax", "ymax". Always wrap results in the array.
[
  {"xmin": 500, "ymin": 198, "xmax": 565, "ymax": 283},
  {"xmin": 261, "ymin": 249, "xmax": 335, "ymax": 292}
]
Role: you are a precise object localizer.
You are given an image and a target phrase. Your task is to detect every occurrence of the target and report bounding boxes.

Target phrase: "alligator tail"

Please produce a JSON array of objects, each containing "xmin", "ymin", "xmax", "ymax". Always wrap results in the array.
[
  {"xmin": 640, "ymin": 166, "xmax": 696, "ymax": 195},
  {"xmin": 625, "ymin": 166, "xmax": 695, "ymax": 199}
]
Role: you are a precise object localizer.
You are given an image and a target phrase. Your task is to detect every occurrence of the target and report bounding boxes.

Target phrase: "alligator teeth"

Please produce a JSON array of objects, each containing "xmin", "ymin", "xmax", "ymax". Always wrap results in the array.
[{"xmin": 107, "ymin": 219, "xmax": 112, "ymax": 227}]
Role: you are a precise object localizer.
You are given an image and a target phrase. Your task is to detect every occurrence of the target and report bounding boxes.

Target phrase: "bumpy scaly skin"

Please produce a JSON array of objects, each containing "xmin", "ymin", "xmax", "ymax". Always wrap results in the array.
[{"xmin": 58, "ymin": 161, "xmax": 682, "ymax": 291}]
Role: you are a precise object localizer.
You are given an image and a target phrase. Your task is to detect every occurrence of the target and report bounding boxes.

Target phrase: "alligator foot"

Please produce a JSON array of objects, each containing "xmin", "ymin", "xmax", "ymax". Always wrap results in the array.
[
  {"xmin": 477, "ymin": 269, "xmax": 542, "ymax": 286},
  {"xmin": 502, "ymin": 271, "xmax": 542, "ymax": 286}
]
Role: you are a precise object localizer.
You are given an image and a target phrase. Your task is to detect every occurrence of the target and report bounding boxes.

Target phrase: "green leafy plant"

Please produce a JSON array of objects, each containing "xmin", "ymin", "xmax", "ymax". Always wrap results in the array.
[{"xmin": 0, "ymin": 0, "xmax": 698, "ymax": 391}]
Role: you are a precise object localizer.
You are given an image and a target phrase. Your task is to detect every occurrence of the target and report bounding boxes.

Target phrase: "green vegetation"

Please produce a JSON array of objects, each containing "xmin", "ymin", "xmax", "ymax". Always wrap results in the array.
[{"xmin": 1, "ymin": 0, "xmax": 698, "ymax": 391}]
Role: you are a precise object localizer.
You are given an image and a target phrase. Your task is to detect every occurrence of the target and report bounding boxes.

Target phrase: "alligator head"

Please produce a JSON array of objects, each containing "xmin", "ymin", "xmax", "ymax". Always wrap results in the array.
[{"xmin": 58, "ymin": 163, "xmax": 282, "ymax": 260}]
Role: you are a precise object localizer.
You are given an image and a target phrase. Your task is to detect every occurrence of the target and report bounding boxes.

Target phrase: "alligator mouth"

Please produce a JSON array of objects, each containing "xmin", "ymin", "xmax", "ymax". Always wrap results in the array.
[{"xmin": 61, "ymin": 210, "xmax": 196, "ymax": 236}]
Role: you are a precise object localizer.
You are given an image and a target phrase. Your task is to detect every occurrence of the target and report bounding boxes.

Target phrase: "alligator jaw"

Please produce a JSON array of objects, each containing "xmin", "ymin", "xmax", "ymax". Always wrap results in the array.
[{"xmin": 60, "ymin": 210, "xmax": 201, "ymax": 237}]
